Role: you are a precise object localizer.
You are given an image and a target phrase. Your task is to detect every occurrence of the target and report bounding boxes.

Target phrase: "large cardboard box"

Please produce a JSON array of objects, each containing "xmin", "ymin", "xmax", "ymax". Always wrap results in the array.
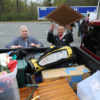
[
  {"xmin": 46, "ymin": 3, "xmax": 84, "ymax": 26},
  {"xmin": 42, "ymin": 65, "xmax": 90, "ymax": 90}
]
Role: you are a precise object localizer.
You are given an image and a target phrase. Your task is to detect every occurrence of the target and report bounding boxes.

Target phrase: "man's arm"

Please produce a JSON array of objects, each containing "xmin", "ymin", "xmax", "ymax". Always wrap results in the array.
[
  {"xmin": 67, "ymin": 32, "xmax": 74, "ymax": 43},
  {"xmin": 47, "ymin": 23, "xmax": 55, "ymax": 43},
  {"xmin": 65, "ymin": 24, "xmax": 74, "ymax": 43},
  {"xmin": 29, "ymin": 37, "xmax": 44, "ymax": 48},
  {"xmin": 9, "ymin": 37, "xmax": 23, "ymax": 48},
  {"xmin": 11, "ymin": 45, "xmax": 22, "ymax": 49},
  {"xmin": 47, "ymin": 31, "xmax": 54, "ymax": 43}
]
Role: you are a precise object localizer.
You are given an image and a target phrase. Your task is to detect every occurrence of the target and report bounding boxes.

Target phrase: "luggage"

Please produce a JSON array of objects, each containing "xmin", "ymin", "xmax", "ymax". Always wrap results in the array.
[{"xmin": 27, "ymin": 46, "xmax": 73, "ymax": 74}]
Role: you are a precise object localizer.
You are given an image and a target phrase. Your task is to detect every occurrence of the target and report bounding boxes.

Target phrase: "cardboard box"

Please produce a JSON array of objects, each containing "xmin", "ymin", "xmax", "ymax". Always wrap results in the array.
[
  {"xmin": 42, "ymin": 65, "xmax": 90, "ymax": 90},
  {"xmin": 45, "ymin": 3, "xmax": 84, "ymax": 26}
]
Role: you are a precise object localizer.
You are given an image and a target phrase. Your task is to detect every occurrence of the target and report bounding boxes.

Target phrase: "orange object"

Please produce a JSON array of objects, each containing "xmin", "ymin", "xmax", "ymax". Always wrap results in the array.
[
  {"xmin": 20, "ymin": 79, "xmax": 79, "ymax": 100},
  {"xmin": 34, "ymin": 79, "xmax": 79, "ymax": 100},
  {"xmin": 19, "ymin": 87, "xmax": 34, "ymax": 100}
]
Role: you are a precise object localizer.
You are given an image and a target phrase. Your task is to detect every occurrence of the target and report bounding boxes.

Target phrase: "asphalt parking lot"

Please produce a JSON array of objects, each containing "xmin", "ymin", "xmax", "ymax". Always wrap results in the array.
[{"xmin": 0, "ymin": 22, "xmax": 81, "ymax": 48}]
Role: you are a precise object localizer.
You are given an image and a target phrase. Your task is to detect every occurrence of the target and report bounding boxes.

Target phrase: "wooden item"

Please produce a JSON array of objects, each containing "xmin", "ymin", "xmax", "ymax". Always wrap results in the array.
[
  {"xmin": 46, "ymin": 3, "xmax": 84, "ymax": 26},
  {"xmin": 19, "ymin": 87, "xmax": 34, "ymax": 100},
  {"xmin": 20, "ymin": 79, "xmax": 79, "ymax": 100},
  {"xmin": 36, "ymin": 79, "xmax": 79, "ymax": 100}
]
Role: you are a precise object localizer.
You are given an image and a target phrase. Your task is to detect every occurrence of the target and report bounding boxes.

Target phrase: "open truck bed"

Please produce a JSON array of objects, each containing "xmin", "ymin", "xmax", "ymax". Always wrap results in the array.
[
  {"xmin": 0, "ymin": 47, "xmax": 100, "ymax": 99},
  {"xmin": 0, "ymin": 47, "xmax": 99, "ymax": 73}
]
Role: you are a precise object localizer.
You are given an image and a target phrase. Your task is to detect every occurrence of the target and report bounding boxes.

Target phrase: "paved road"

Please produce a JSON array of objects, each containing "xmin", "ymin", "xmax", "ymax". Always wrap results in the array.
[{"xmin": 0, "ymin": 22, "xmax": 81, "ymax": 48}]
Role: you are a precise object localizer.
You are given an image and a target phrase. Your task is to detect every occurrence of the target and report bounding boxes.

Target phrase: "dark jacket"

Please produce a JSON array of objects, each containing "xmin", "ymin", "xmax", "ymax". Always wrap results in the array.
[
  {"xmin": 47, "ymin": 31, "xmax": 73, "ymax": 46},
  {"xmin": 79, "ymin": 20, "xmax": 88, "ymax": 34}
]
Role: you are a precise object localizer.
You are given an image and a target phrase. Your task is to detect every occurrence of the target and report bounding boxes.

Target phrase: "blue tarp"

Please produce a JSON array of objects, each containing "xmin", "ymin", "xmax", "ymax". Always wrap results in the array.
[{"xmin": 38, "ymin": 6, "xmax": 97, "ymax": 19}]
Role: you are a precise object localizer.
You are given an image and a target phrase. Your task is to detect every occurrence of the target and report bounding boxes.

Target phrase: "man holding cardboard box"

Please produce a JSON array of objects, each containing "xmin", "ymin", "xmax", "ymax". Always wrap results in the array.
[
  {"xmin": 47, "ymin": 23, "xmax": 74, "ymax": 47},
  {"xmin": 46, "ymin": 3, "xmax": 84, "ymax": 47}
]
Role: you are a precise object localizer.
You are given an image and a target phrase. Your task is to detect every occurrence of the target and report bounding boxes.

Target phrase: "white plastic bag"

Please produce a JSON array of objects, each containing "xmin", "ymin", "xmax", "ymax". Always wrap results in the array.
[
  {"xmin": 0, "ymin": 53, "xmax": 10, "ymax": 66},
  {"xmin": 77, "ymin": 70, "xmax": 100, "ymax": 100},
  {"xmin": 0, "ymin": 67, "xmax": 20, "ymax": 100}
]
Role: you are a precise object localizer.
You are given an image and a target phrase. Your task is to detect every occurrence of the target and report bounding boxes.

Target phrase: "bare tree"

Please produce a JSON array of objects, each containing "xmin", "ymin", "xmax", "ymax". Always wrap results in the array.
[
  {"xmin": 0, "ymin": 0, "xmax": 4, "ymax": 15},
  {"xmin": 16, "ymin": 0, "xmax": 20, "ymax": 16}
]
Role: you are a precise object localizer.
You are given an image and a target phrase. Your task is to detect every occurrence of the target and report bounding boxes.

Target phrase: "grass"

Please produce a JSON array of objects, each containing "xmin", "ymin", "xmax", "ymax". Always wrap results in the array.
[{"xmin": 0, "ymin": 19, "xmax": 50, "ymax": 22}]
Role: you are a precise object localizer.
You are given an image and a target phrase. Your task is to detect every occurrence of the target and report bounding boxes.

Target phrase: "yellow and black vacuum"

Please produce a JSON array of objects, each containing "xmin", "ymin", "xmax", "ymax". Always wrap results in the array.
[{"xmin": 27, "ymin": 46, "xmax": 73, "ymax": 74}]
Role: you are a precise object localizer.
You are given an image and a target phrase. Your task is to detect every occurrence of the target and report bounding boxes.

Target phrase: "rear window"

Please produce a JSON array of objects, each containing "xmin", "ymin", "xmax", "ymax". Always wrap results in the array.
[
  {"xmin": 88, "ymin": 25, "xmax": 100, "ymax": 32},
  {"xmin": 88, "ymin": 25, "xmax": 100, "ymax": 39}
]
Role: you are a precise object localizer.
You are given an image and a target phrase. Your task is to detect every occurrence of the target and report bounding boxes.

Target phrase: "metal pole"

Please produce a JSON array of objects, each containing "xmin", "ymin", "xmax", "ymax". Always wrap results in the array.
[{"xmin": 97, "ymin": 0, "xmax": 100, "ymax": 19}]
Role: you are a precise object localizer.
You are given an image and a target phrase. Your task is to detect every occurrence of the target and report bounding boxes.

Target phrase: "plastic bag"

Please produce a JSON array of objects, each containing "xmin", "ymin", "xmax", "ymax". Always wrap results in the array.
[
  {"xmin": 0, "ymin": 67, "xmax": 20, "ymax": 100},
  {"xmin": 0, "ymin": 53, "xmax": 10, "ymax": 66},
  {"xmin": 77, "ymin": 70, "xmax": 100, "ymax": 100}
]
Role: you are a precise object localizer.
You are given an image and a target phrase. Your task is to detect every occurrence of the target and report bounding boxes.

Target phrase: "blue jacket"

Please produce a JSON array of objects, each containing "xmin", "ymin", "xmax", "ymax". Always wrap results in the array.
[{"xmin": 5, "ymin": 36, "xmax": 43, "ymax": 48}]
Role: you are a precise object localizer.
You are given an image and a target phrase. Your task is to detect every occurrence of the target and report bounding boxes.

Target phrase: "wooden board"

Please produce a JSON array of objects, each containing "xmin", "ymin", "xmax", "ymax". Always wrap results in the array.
[
  {"xmin": 19, "ymin": 81, "xmax": 51, "ymax": 100},
  {"xmin": 20, "ymin": 79, "xmax": 79, "ymax": 100},
  {"xmin": 19, "ymin": 87, "xmax": 34, "ymax": 100},
  {"xmin": 36, "ymin": 79, "xmax": 79, "ymax": 100},
  {"xmin": 45, "ymin": 3, "xmax": 84, "ymax": 26}
]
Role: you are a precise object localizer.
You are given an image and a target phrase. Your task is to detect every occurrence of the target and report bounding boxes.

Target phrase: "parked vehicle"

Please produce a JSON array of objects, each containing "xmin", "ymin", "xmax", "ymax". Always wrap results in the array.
[{"xmin": 80, "ymin": 19, "xmax": 100, "ymax": 61}]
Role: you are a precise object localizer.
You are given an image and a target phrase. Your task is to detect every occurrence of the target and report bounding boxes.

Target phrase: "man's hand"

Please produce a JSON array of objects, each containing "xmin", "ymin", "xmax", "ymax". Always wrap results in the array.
[
  {"xmin": 29, "ymin": 43, "xmax": 40, "ymax": 48},
  {"xmin": 65, "ymin": 24, "xmax": 71, "ymax": 29},
  {"xmin": 29, "ymin": 43, "xmax": 36, "ymax": 47},
  {"xmin": 50, "ymin": 23, "xmax": 55, "ymax": 32},
  {"xmin": 11, "ymin": 45, "xmax": 23, "ymax": 48}
]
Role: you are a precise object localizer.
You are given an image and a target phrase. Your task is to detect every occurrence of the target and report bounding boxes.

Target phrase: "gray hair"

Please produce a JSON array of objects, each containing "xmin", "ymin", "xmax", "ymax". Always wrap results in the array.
[{"xmin": 19, "ymin": 25, "xmax": 28, "ymax": 31}]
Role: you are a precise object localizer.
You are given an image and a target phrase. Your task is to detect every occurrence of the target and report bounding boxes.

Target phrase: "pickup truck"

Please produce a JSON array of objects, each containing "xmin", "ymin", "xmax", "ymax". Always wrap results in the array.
[
  {"xmin": 0, "ymin": 46, "xmax": 100, "ymax": 100},
  {"xmin": 80, "ymin": 19, "xmax": 100, "ymax": 62}
]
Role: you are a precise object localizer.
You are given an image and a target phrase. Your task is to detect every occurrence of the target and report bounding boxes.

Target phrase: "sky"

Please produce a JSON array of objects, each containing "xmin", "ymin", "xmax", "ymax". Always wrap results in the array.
[
  {"xmin": 29, "ymin": 0, "xmax": 54, "ymax": 3},
  {"xmin": 29, "ymin": 0, "xmax": 44, "ymax": 3}
]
